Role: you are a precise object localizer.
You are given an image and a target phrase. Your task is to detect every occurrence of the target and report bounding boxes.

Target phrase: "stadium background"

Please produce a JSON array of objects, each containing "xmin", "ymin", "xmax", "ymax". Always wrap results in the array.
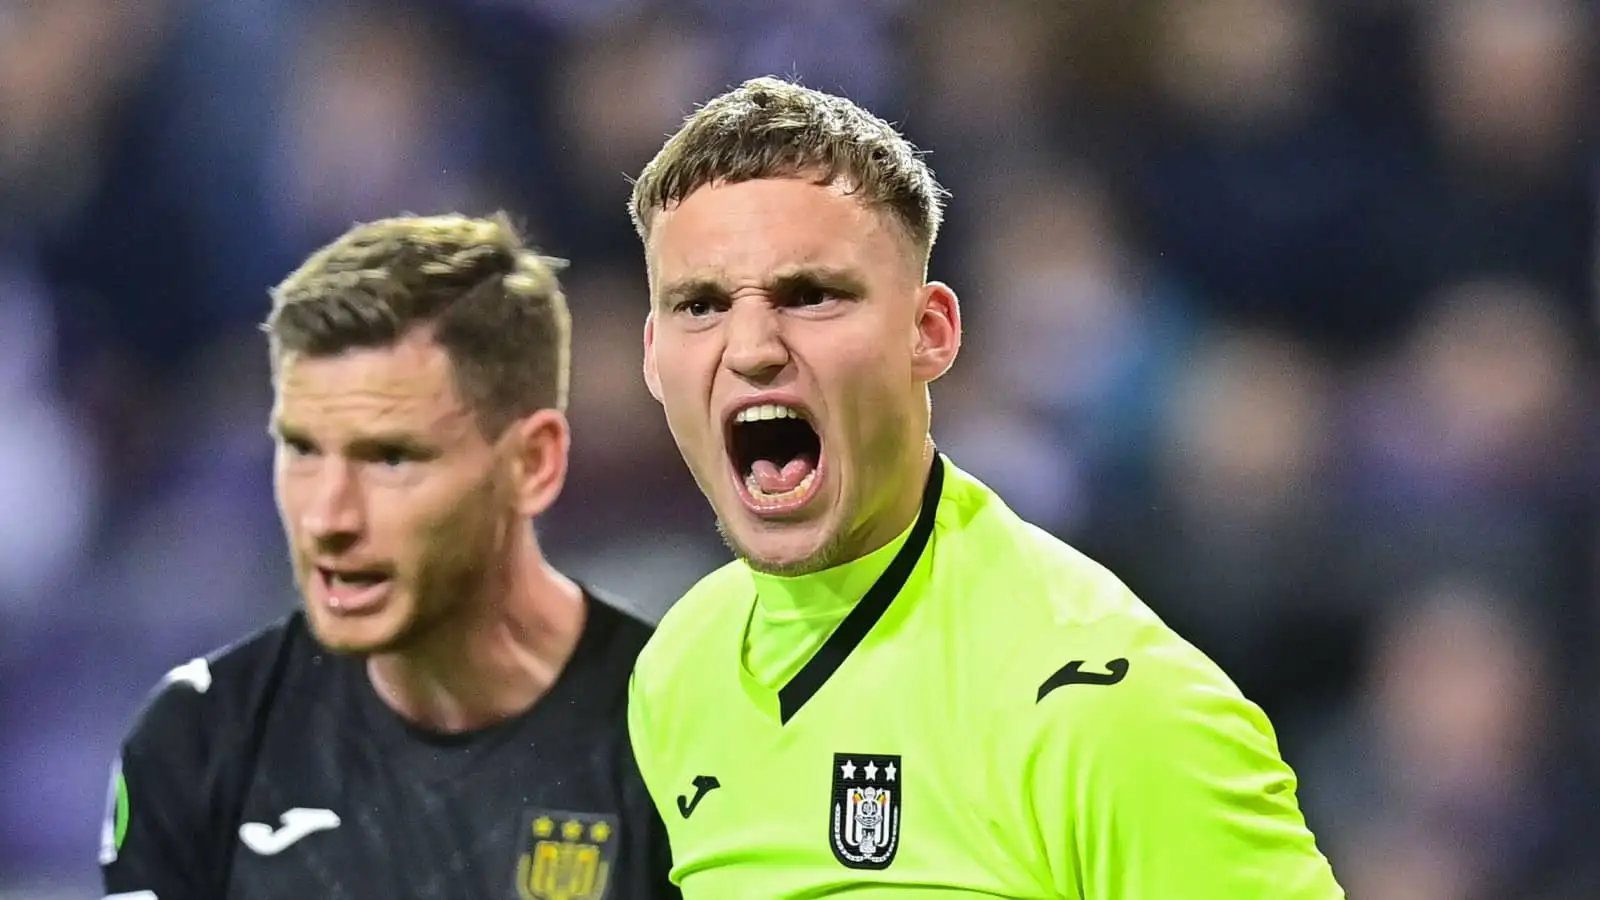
[{"xmin": 1, "ymin": 0, "xmax": 1595, "ymax": 896}]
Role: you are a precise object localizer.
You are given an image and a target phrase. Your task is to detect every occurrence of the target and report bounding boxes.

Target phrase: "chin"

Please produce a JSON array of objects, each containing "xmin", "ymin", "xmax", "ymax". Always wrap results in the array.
[
  {"xmin": 720, "ymin": 515, "xmax": 847, "ymax": 577},
  {"xmin": 303, "ymin": 604, "xmax": 415, "ymax": 655}
]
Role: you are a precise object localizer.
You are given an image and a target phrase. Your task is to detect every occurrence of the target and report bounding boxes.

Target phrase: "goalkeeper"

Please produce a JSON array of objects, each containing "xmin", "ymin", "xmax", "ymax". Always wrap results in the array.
[{"xmin": 624, "ymin": 76, "xmax": 1346, "ymax": 898}]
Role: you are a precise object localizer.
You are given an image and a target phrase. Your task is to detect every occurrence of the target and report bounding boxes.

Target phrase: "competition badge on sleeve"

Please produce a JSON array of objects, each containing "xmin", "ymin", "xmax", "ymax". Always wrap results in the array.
[{"xmin": 98, "ymin": 756, "xmax": 128, "ymax": 866}]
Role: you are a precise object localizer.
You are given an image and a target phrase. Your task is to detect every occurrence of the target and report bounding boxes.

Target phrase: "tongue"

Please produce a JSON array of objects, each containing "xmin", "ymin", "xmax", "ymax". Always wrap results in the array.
[{"xmin": 751, "ymin": 457, "xmax": 815, "ymax": 494}]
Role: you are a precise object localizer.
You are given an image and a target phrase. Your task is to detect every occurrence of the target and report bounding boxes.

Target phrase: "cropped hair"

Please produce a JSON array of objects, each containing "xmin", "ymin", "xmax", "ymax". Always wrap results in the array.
[
  {"xmin": 630, "ymin": 76, "xmax": 948, "ymax": 259},
  {"xmin": 264, "ymin": 212, "xmax": 570, "ymax": 433}
]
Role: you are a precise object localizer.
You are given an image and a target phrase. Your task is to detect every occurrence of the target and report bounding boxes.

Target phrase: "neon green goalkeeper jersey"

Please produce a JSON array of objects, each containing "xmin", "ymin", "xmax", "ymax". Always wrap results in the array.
[{"xmin": 629, "ymin": 454, "xmax": 1344, "ymax": 898}]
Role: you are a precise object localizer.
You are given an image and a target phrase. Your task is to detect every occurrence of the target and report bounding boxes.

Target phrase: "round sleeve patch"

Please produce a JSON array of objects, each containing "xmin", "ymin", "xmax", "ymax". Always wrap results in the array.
[{"xmin": 98, "ymin": 757, "xmax": 129, "ymax": 866}]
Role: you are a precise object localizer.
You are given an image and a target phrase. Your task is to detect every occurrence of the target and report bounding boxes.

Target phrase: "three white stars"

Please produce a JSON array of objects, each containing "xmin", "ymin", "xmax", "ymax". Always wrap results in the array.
[{"xmin": 839, "ymin": 759, "xmax": 898, "ymax": 781}]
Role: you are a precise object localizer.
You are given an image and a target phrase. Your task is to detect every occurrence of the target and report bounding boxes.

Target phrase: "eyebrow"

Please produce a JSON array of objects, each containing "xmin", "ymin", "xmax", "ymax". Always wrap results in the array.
[
  {"xmin": 657, "ymin": 276, "xmax": 725, "ymax": 309},
  {"xmin": 657, "ymin": 265, "xmax": 869, "ymax": 308},
  {"xmin": 268, "ymin": 421, "xmax": 438, "ymax": 455}
]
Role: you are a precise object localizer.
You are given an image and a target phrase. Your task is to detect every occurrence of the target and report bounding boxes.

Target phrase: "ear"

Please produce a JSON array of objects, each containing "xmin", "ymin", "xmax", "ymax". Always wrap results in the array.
[
  {"xmin": 642, "ymin": 312, "xmax": 663, "ymax": 403},
  {"xmin": 911, "ymin": 281, "xmax": 961, "ymax": 384},
  {"xmin": 505, "ymin": 408, "xmax": 571, "ymax": 519}
]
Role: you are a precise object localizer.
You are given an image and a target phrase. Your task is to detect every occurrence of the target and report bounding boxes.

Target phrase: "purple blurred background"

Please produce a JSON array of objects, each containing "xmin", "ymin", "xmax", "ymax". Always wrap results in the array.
[{"xmin": 0, "ymin": 0, "xmax": 1595, "ymax": 896}]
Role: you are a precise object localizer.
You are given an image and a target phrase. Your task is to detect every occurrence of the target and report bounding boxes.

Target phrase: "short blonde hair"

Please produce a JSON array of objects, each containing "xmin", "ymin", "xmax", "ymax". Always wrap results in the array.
[
  {"xmin": 629, "ymin": 76, "xmax": 948, "ymax": 259},
  {"xmin": 264, "ymin": 212, "xmax": 571, "ymax": 432}
]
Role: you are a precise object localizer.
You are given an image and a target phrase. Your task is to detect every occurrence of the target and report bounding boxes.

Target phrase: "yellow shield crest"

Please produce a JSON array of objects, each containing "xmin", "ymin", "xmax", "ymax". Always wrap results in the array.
[{"xmin": 515, "ymin": 810, "xmax": 618, "ymax": 900}]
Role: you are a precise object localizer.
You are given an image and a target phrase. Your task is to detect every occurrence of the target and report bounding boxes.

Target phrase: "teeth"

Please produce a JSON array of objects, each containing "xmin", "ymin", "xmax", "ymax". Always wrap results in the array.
[
  {"xmin": 329, "ymin": 571, "xmax": 386, "ymax": 587},
  {"xmin": 744, "ymin": 468, "xmax": 818, "ymax": 504},
  {"xmin": 735, "ymin": 403, "xmax": 805, "ymax": 424}
]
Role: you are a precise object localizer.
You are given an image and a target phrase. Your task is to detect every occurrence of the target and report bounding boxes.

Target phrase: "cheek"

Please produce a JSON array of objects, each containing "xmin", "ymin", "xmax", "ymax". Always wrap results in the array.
[
  {"xmin": 377, "ymin": 486, "xmax": 460, "ymax": 561},
  {"xmin": 272, "ymin": 463, "xmax": 300, "ymax": 510},
  {"xmin": 655, "ymin": 360, "xmax": 716, "ymax": 440},
  {"xmin": 272, "ymin": 484, "xmax": 294, "ymax": 527},
  {"xmin": 413, "ymin": 470, "xmax": 508, "ymax": 556},
  {"xmin": 831, "ymin": 346, "xmax": 913, "ymax": 444},
  {"xmin": 660, "ymin": 403, "xmax": 720, "ymax": 476},
  {"xmin": 824, "ymin": 339, "xmax": 905, "ymax": 400},
  {"xmin": 653, "ymin": 346, "xmax": 693, "ymax": 392},
  {"xmin": 273, "ymin": 483, "xmax": 310, "ymax": 543}
]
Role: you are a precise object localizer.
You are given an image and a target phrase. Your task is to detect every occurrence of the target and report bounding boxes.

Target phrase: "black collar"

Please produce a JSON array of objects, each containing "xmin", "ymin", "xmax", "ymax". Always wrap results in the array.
[{"xmin": 777, "ymin": 453, "xmax": 946, "ymax": 724}]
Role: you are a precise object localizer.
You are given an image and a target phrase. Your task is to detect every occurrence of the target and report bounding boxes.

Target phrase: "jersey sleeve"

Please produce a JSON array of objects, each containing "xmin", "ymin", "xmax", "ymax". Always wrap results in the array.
[
  {"xmin": 101, "ymin": 660, "xmax": 222, "ymax": 899},
  {"xmin": 626, "ymin": 670, "xmax": 674, "ymax": 842},
  {"xmin": 637, "ymin": 776, "xmax": 682, "ymax": 899},
  {"xmin": 621, "ymin": 678, "xmax": 682, "ymax": 898},
  {"xmin": 1020, "ymin": 625, "xmax": 1346, "ymax": 899}
]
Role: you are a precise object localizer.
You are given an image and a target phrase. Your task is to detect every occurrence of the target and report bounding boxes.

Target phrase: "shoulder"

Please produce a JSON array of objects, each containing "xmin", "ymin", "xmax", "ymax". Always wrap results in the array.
[
  {"xmin": 982, "ymin": 590, "xmax": 1336, "ymax": 895},
  {"xmin": 937, "ymin": 459, "xmax": 1164, "ymax": 636},
  {"xmin": 1001, "ymin": 625, "xmax": 1338, "ymax": 897},
  {"xmin": 120, "ymin": 612, "xmax": 318, "ymax": 762},
  {"xmin": 633, "ymin": 559, "xmax": 750, "ymax": 683},
  {"xmin": 936, "ymin": 460, "xmax": 1256, "ymax": 729},
  {"xmin": 584, "ymin": 585, "xmax": 660, "ymax": 655},
  {"xmin": 984, "ymin": 591, "xmax": 1288, "ymax": 815},
  {"xmin": 575, "ymin": 587, "xmax": 664, "ymax": 714},
  {"xmin": 1024, "ymin": 614, "xmax": 1269, "ymax": 751},
  {"xmin": 101, "ymin": 615, "xmax": 327, "ymax": 881}
]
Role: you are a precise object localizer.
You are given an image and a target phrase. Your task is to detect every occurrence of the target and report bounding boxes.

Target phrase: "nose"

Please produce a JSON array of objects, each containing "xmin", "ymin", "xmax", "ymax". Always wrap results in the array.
[
  {"xmin": 299, "ymin": 461, "xmax": 366, "ymax": 552},
  {"xmin": 722, "ymin": 300, "xmax": 789, "ymax": 383}
]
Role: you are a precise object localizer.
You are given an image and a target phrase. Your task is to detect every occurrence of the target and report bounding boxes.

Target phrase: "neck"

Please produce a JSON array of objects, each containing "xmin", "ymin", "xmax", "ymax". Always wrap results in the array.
[
  {"xmin": 846, "ymin": 435, "xmax": 937, "ymax": 568},
  {"xmin": 366, "ymin": 536, "xmax": 587, "ymax": 733}
]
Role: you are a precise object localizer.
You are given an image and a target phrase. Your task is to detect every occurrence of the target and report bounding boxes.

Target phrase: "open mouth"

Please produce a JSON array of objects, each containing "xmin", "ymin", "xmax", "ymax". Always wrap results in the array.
[
  {"xmin": 316, "ymin": 566, "xmax": 394, "ymax": 613},
  {"xmin": 726, "ymin": 403, "xmax": 823, "ymax": 510}
]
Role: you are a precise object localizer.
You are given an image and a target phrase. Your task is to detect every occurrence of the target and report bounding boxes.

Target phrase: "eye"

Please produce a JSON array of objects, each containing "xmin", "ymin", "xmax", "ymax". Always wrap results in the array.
[
  {"xmin": 281, "ymin": 436, "xmax": 316, "ymax": 457},
  {"xmin": 675, "ymin": 296, "xmax": 723, "ymax": 318},
  {"xmin": 781, "ymin": 279, "xmax": 853, "ymax": 310},
  {"xmin": 374, "ymin": 446, "xmax": 415, "ymax": 468},
  {"xmin": 793, "ymin": 285, "xmax": 832, "ymax": 307}
]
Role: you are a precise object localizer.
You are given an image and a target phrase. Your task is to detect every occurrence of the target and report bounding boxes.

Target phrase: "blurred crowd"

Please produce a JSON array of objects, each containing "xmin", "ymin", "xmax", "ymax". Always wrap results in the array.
[{"xmin": 0, "ymin": 0, "xmax": 1595, "ymax": 896}]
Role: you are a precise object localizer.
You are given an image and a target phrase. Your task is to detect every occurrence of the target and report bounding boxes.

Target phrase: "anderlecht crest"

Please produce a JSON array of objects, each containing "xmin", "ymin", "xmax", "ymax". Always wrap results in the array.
[
  {"xmin": 830, "ymin": 753, "xmax": 901, "ymax": 869},
  {"xmin": 515, "ymin": 809, "xmax": 618, "ymax": 900}
]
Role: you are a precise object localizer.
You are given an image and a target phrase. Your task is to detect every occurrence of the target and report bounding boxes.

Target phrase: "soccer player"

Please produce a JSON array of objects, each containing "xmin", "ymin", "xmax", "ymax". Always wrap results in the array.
[
  {"xmin": 624, "ymin": 78, "xmax": 1346, "ymax": 897},
  {"xmin": 100, "ymin": 214, "xmax": 678, "ymax": 899}
]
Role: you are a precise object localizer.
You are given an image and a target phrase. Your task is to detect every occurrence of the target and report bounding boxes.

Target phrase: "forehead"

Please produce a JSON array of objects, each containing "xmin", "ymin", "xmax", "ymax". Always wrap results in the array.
[
  {"xmin": 273, "ymin": 333, "xmax": 471, "ymax": 435},
  {"xmin": 647, "ymin": 178, "xmax": 909, "ymax": 289}
]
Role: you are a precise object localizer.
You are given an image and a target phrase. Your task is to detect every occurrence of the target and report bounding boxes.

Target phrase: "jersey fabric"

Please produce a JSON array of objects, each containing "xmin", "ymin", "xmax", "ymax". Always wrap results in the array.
[
  {"xmin": 102, "ymin": 588, "xmax": 678, "ymax": 900},
  {"xmin": 628, "ymin": 454, "xmax": 1344, "ymax": 898}
]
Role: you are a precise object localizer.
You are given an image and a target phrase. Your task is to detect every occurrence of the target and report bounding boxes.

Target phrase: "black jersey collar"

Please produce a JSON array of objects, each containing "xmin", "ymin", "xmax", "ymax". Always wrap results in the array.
[{"xmin": 775, "ymin": 452, "xmax": 946, "ymax": 724}]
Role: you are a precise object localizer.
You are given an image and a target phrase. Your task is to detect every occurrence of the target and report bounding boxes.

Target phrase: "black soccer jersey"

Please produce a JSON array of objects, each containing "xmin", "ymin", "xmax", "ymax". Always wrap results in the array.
[{"xmin": 100, "ymin": 589, "xmax": 678, "ymax": 900}]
